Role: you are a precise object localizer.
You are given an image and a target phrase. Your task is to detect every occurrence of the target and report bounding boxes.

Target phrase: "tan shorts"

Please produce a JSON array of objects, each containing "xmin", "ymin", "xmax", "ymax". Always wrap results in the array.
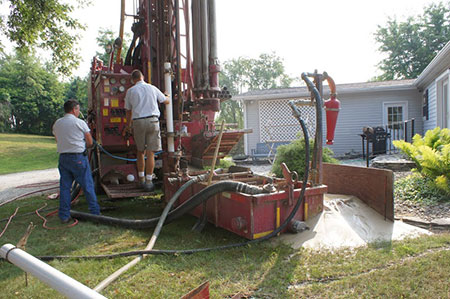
[{"xmin": 132, "ymin": 118, "xmax": 162, "ymax": 152}]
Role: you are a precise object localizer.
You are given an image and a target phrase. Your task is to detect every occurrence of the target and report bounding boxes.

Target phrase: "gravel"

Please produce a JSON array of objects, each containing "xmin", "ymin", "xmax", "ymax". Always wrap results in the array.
[{"xmin": 0, "ymin": 168, "xmax": 60, "ymax": 206}]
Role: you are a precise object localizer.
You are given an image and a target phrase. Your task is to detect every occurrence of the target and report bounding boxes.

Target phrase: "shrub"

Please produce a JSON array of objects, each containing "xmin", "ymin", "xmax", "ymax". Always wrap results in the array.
[
  {"xmin": 395, "ymin": 173, "xmax": 448, "ymax": 203},
  {"xmin": 393, "ymin": 127, "xmax": 450, "ymax": 196},
  {"xmin": 271, "ymin": 138, "xmax": 338, "ymax": 178}
]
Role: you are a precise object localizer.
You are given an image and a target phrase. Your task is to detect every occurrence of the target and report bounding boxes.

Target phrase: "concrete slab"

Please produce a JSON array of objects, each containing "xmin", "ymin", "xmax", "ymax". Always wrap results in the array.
[{"xmin": 276, "ymin": 194, "xmax": 431, "ymax": 250}]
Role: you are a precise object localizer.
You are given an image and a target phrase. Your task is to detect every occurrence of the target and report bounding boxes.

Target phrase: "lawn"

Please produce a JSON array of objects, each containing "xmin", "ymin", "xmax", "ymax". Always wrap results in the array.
[
  {"xmin": 0, "ymin": 133, "xmax": 58, "ymax": 175},
  {"xmin": 1, "ymin": 133, "xmax": 449, "ymax": 297},
  {"xmin": 0, "ymin": 195, "xmax": 449, "ymax": 298}
]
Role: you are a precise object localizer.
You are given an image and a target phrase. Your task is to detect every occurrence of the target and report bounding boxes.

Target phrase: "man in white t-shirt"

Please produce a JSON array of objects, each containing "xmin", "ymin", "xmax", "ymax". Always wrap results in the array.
[
  {"xmin": 124, "ymin": 70, "xmax": 170, "ymax": 191},
  {"xmin": 52, "ymin": 99, "xmax": 100, "ymax": 223}
]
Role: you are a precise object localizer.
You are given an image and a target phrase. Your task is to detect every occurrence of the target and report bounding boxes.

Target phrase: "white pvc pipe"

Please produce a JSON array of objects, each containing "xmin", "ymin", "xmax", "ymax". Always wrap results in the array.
[
  {"xmin": 164, "ymin": 62, "xmax": 175, "ymax": 153},
  {"xmin": 0, "ymin": 244, "xmax": 106, "ymax": 299}
]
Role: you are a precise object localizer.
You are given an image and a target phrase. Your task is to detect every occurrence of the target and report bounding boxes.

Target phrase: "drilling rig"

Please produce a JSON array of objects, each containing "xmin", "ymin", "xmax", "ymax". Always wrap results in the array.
[
  {"xmin": 86, "ymin": 0, "xmax": 335, "ymax": 239},
  {"xmin": 88, "ymin": 0, "xmax": 247, "ymax": 196}
]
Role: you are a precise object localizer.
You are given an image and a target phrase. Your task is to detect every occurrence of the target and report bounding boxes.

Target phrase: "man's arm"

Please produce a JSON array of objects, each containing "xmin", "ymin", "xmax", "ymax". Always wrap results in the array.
[
  {"xmin": 162, "ymin": 94, "xmax": 170, "ymax": 105},
  {"xmin": 84, "ymin": 132, "xmax": 94, "ymax": 148},
  {"xmin": 126, "ymin": 109, "xmax": 133, "ymax": 127}
]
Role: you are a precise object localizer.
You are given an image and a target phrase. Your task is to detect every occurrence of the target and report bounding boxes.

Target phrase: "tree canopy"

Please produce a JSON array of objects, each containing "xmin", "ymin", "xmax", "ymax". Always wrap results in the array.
[
  {"xmin": 0, "ymin": 51, "xmax": 65, "ymax": 134},
  {"xmin": 374, "ymin": 1, "xmax": 450, "ymax": 80},
  {"xmin": 0, "ymin": 0, "xmax": 88, "ymax": 75},
  {"xmin": 220, "ymin": 53, "xmax": 294, "ymax": 95},
  {"xmin": 95, "ymin": 28, "xmax": 131, "ymax": 65},
  {"xmin": 217, "ymin": 53, "xmax": 294, "ymax": 154},
  {"xmin": 218, "ymin": 52, "xmax": 294, "ymax": 129}
]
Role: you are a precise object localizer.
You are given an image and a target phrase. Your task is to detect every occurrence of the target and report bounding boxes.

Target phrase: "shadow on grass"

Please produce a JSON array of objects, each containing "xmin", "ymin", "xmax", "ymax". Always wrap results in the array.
[{"xmin": 0, "ymin": 194, "xmax": 301, "ymax": 297}]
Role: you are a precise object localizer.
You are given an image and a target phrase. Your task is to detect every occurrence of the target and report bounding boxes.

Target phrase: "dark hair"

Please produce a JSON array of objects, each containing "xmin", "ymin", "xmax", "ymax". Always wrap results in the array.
[
  {"xmin": 131, "ymin": 69, "xmax": 143, "ymax": 82},
  {"xmin": 64, "ymin": 99, "xmax": 80, "ymax": 113}
]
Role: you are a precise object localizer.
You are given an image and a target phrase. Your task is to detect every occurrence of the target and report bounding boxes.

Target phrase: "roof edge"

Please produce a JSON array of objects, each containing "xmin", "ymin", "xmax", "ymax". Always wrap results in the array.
[
  {"xmin": 235, "ymin": 82, "xmax": 417, "ymax": 101},
  {"xmin": 414, "ymin": 41, "xmax": 450, "ymax": 88}
]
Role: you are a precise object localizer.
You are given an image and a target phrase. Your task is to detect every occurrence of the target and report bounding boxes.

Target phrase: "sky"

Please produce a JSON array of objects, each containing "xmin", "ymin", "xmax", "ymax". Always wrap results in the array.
[{"xmin": 73, "ymin": 0, "xmax": 439, "ymax": 84}]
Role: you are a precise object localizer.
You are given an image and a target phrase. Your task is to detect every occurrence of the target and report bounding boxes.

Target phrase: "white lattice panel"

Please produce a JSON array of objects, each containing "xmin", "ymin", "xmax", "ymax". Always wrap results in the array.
[{"xmin": 259, "ymin": 99, "xmax": 316, "ymax": 142}]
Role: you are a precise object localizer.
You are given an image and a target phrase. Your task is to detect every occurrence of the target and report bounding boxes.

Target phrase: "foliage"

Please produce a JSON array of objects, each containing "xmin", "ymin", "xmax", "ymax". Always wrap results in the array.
[
  {"xmin": 0, "ymin": 0, "xmax": 89, "ymax": 75},
  {"xmin": 95, "ymin": 27, "xmax": 131, "ymax": 65},
  {"xmin": 218, "ymin": 53, "xmax": 296, "ymax": 154},
  {"xmin": 64, "ymin": 76, "xmax": 88, "ymax": 115},
  {"xmin": 203, "ymin": 156, "xmax": 235, "ymax": 171},
  {"xmin": 0, "ymin": 133, "xmax": 58, "ymax": 174},
  {"xmin": 0, "ymin": 90, "xmax": 12, "ymax": 132},
  {"xmin": 374, "ymin": 1, "xmax": 450, "ymax": 80},
  {"xmin": 395, "ymin": 173, "xmax": 448, "ymax": 203},
  {"xmin": 219, "ymin": 52, "xmax": 295, "ymax": 96},
  {"xmin": 393, "ymin": 127, "xmax": 450, "ymax": 195},
  {"xmin": 0, "ymin": 51, "xmax": 65, "ymax": 135},
  {"xmin": 272, "ymin": 138, "xmax": 338, "ymax": 178}
]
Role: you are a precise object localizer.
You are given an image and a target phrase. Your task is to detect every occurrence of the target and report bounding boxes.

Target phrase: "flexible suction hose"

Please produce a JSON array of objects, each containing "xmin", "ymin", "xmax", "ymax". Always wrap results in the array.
[
  {"xmin": 93, "ymin": 174, "xmax": 202, "ymax": 292},
  {"xmin": 34, "ymin": 104, "xmax": 310, "ymax": 262},
  {"xmin": 70, "ymin": 181, "xmax": 270, "ymax": 229}
]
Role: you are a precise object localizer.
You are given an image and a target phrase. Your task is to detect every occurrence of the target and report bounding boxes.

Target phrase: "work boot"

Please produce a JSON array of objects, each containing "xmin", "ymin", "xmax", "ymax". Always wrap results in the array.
[
  {"xmin": 139, "ymin": 177, "xmax": 146, "ymax": 189},
  {"xmin": 143, "ymin": 180, "xmax": 154, "ymax": 192},
  {"xmin": 60, "ymin": 217, "xmax": 73, "ymax": 224}
]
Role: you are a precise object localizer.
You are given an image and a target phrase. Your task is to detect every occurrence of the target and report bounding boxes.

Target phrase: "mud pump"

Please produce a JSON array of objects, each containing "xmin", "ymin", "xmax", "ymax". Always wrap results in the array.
[{"xmin": 75, "ymin": 0, "xmax": 342, "ymax": 241}]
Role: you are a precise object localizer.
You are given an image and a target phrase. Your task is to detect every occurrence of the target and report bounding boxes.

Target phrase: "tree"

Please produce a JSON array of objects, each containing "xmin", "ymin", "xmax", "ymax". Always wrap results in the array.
[
  {"xmin": 374, "ymin": 1, "xmax": 450, "ymax": 80},
  {"xmin": 0, "ymin": 51, "xmax": 65, "ymax": 135},
  {"xmin": 218, "ymin": 53, "xmax": 295, "ymax": 128},
  {"xmin": 64, "ymin": 76, "xmax": 88, "ymax": 116},
  {"xmin": 0, "ymin": 90, "xmax": 12, "ymax": 132},
  {"xmin": 95, "ymin": 28, "xmax": 131, "ymax": 65},
  {"xmin": 217, "ymin": 53, "xmax": 295, "ymax": 155},
  {"xmin": 0, "ymin": 0, "xmax": 88, "ymax": 75}
]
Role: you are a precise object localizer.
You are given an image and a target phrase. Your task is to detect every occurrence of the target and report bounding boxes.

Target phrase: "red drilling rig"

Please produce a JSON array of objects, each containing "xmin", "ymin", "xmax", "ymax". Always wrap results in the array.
[{"xmin": 85, "ymin": 0, "xmax": 346, "ymax": 239}]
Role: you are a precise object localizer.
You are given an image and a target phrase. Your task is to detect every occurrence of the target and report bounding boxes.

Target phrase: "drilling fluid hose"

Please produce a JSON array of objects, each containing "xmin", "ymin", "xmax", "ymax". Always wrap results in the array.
[
  {"xmin": 34, "ymin": 102, "xmax": 310, "ymax": 261},
  {"xmin": 70, "ymin": 181, "xmax": 271, "ymax": 229}
]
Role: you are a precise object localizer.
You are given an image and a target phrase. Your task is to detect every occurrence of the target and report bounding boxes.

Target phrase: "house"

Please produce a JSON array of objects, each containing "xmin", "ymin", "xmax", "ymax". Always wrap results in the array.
[{"xmin": 235, "ymin": 41, "xmax": 450, "ymax": 157}]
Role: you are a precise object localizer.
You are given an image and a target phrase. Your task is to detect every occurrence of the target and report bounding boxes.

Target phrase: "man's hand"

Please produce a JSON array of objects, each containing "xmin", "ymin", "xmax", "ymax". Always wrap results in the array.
[
  {"xmin": 122, "ymin": 125, "xmax": 133, "ymax": 137},
  {"xmin": 163, "ymin": 94, "xmax": 170, "ymax": 105}
]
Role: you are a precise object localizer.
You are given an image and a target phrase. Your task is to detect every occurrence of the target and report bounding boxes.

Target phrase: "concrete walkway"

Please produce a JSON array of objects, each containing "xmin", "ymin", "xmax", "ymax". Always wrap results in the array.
[{"xmin": 0, "ymin": 168, "xmax": 59, "ymax": 206}]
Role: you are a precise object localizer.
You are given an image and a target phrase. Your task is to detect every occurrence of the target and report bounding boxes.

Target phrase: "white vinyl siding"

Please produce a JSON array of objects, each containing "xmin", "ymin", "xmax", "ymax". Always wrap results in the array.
[
  {"xmin": 244, "ymin": 88, "xmax": 422, "ymax": 157},
  {"xmin": 328, "ymin": 89, "xmax": 422, "ymax": 156},
  {"xmin": 423, "ymin": 83, "xmax": 437, "ymax": 132}
]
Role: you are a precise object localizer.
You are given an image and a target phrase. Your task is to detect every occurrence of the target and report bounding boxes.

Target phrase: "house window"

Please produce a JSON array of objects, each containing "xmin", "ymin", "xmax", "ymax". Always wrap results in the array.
[
  {"xmin": 423, "ymin": 89, "xmax": 429, "ymax": 120},
  {"xmin": 386, "ymin": 105, "xmax": 405, "ymax": 129},
  {"xmin": 383, "ymin": 102, "xmax": 408, "ymax": 142}
]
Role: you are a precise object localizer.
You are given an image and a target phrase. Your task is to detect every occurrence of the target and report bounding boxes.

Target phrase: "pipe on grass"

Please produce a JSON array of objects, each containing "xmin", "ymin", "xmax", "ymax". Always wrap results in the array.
[
  {"xmin": 0, "ymin": 243, "xmax": 106, "ymax": 299},
  {"xmin": 94, "ymin": 177, "xmax": 199, "ymax": 292}
]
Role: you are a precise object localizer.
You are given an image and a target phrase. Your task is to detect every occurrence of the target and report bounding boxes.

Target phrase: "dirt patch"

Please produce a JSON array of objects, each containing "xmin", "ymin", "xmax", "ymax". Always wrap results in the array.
[{"xmin": 392, "ymin": 171, "xmax": 450, "ymax": 223}]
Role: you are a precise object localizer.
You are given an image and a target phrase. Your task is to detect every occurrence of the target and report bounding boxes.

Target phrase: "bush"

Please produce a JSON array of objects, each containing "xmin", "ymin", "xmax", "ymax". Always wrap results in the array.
[
  {"xmin": 395, "ymin": 173, "xmax": 448, "ymax": 203},
  {"xmin": 271, "ymin": 138, "xmax": 338, "ymax": 178},
  {"xmin": 393, "ymin": 127, "xmax": 450, "ymax": 196}
]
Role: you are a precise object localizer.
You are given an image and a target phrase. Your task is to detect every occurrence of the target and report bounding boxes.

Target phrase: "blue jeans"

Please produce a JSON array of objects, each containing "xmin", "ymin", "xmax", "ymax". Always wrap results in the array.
[{"xmin": 58, "ymin": 153, "xmax": 100, "ymax": 220}]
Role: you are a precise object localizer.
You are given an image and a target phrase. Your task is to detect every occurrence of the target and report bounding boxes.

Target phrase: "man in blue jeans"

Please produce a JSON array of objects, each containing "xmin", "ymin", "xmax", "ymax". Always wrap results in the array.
[{"xmin": 52, "ymin": 99, "xmax": 100, "ymax": 223}]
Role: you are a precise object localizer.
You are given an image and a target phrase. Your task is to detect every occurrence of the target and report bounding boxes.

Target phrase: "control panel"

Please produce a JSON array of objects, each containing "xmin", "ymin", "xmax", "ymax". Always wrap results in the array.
[{"xmin": 93, "ymin": 73, "xmax": 133, "ymax": 150}]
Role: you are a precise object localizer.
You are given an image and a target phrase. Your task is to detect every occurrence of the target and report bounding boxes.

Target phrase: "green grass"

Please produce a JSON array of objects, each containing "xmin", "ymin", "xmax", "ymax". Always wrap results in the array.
[
  {"xmin": 1, "ymin": 195, "xmax": 449, "ymax": 298},
  {"xmin": 0, "ymin": 133, "xmax": 58, "ymax": 175}
]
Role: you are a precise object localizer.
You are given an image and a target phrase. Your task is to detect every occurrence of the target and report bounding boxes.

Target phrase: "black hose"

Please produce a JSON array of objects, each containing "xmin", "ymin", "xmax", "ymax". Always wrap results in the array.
[
  {"xmin": 33, "ymin": 108, "xmax": 310, "ymax": 261},
  {"xmin": 70, "ymin": 181, "xmax": 270, "ymax": 229}
]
